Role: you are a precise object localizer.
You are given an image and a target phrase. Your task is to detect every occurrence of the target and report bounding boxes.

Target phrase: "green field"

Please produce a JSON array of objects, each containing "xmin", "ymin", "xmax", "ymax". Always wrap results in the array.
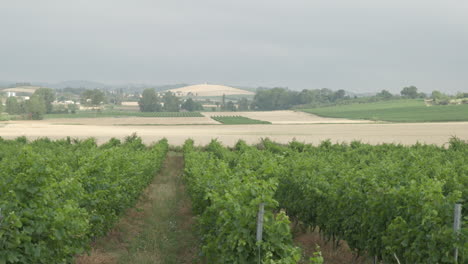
[
  {"xmin": 302, "ymin": 99, "xmax": 468, "ymax": 122},
  {"xmin": 44, "ymin": 111, "xmax": 204, "ymax": 119},
  {"xmin": 211, "ymin": 115, "xmax": 271, "ymax": 124}
]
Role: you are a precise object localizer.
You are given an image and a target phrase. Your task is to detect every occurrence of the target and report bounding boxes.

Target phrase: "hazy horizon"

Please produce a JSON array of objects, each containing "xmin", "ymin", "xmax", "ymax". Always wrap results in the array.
[{"xmin": 1, "ymin": 0, "xmax": 467, "ymax": 94}]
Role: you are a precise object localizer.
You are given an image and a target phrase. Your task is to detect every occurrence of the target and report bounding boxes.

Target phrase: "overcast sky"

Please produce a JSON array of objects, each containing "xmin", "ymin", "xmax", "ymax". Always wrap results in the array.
[{"xmin": 1, "ymin": 0, "xmax": 467, "ymax": 93}]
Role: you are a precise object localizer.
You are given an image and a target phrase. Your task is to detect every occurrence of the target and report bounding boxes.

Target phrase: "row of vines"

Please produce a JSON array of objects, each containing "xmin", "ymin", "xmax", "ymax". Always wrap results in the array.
[
  {"xmin": 184, "ymin": 138, "xmax": 467, "ymax": 263},
  {"xmin": 0, "ymin": 135, "xmax": 168, "ymax": 263},
  {"xmin": 183, "ymin": 139, "xmax": 301, "ymax": 263}
]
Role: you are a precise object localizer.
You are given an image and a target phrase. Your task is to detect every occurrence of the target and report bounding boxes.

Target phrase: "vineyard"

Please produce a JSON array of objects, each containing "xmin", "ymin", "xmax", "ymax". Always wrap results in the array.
[
  {"xmin": 0, "ymin": 136, "xmax": 168, "ymax": 263},
  {"xmin": 183, "ymin": 138, "xmax": 467, "ymax": 263},
  {"xmin": 211, "ymin": 115, "xmax": 271, "ymax": 124},
  {"xmin": 0, "ymin": 135, "xmax": 467, "ymax": 263}
]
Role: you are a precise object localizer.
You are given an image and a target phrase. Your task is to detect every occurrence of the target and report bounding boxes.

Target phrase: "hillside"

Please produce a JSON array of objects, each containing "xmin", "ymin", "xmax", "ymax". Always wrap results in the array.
[
  {"xmin": 168, "ymin": 84, "xmax": 254, "ymax": 97},
  {"xmin": 2, "ymin": 86, "xmax": 40, "ymax": 94}
]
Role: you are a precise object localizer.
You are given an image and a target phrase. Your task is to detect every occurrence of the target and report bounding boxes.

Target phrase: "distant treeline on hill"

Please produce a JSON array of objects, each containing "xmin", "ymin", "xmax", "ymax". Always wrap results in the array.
[{"xmin": 251, "ymin": 86, "xmax": 468, "ymax": 110}]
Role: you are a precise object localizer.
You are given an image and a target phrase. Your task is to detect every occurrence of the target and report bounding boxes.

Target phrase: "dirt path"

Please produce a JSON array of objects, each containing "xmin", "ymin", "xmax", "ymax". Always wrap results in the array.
[{"xmin": 76, "ymin": 152, "xmax": 197, "ymax": 264}]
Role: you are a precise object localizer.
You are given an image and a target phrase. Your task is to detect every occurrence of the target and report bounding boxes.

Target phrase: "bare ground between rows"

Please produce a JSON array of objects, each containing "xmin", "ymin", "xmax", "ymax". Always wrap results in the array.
[{"xmin": 75, "ymin": 152, "xmax": 198, "ymax": 264}]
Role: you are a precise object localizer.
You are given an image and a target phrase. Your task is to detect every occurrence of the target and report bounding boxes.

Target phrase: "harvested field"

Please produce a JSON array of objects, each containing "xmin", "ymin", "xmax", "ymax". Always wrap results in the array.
[
  {"xmin": 34, "ymin": 116, "xmax": 220, "ymax": 125},
  {"xmin": 2, "ymin": 86, "xmax": 39, "ymax": 94},
  {"xmin": 1, "ymin": 121, "xmax": 467, "ymax": 146},
  {"xmin": 168, "ymin": 84, "xmax": 254, "ymax": 96}
]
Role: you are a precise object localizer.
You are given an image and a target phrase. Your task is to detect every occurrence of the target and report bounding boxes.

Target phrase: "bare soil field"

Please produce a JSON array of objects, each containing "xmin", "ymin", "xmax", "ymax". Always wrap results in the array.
[
  {"xmin": 2, "ymin": 86, "xmax": 39, "ymax": 94},
  {"xmin": 1, "ymin": 121, "xmax": 467, "ymax": 146},
  {"xmin": 26, "ymin": 116, "xmax": 220, "ymax": 125},
  {"xmin": 203, "ymin": 110, "xmax": 371, "ymax": 124},
  {"xmin": 168, "ymin": 84, "xmax": 254, "ymax": 96}
]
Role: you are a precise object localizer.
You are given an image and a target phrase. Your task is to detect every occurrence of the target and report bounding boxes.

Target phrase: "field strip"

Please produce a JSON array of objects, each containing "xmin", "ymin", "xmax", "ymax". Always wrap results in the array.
[{"xmin": 0, "ymin": 122, "xmax": 467, "ymax": 146}]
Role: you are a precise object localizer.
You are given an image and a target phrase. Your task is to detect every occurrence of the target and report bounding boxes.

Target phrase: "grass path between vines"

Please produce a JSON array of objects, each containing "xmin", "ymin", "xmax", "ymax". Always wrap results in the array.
[{"xmin": 76, "ymin": 151, "xmax": 198, "ymax": 264}]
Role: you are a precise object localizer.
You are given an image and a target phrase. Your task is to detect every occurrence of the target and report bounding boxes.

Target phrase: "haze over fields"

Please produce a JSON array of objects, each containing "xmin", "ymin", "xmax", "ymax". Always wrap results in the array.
[{"xmin": 1, "ymin": 0, "xmax": 467, "ymax": 94}]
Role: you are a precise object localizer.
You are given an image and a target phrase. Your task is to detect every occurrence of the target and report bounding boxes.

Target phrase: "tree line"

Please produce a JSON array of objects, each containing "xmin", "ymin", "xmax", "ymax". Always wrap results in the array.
[
  {"xmin": 250, "ymin": 86, "xmax": 468, "ymax": 110},
  {"xmin": 1, "ymin": 88, "xmax": 105, "ymax": 119},
  {"xmin": 138, "ymin": 89, "xmax": 203, "ymax": 112}
]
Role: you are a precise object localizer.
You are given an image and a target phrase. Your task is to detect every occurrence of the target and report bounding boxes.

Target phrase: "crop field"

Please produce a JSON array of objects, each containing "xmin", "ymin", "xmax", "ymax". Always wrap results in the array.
[
  {"xmin": 1, "ymin": 136, "xmax": 467, "ymax": 263},
  {"xmin": 203, "ymin": 110, "xmax": 370, "ymax": 124},
  {"xmin": 44, "ymin": 111, "xmax": 204, "ymax": 119},
  {"xmin": 302, "ymin": 99, "xmax": 468, "ymax": 122},
  {"xmin": 211, "ymin": 115, "xmax": 271, "ymax": 124},
  {"xmin": 0, "ymin": 136, "xmax": 168, "ymax": 263},
  {"xmin": 183, "ymin": 139, "xmax": 467, "ymax": 263}
]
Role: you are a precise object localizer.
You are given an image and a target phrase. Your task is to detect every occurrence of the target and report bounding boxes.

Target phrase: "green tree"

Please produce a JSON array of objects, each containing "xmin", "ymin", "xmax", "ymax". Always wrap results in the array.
[
  {"xmin": 68, "ymin": 103, "xmax": 78, "ymax": 114},
  {"xmin": 456, "ymin": 92, "xmax": 468, "ymax": 99},
  {"xmin": 376, "ymin": 90, "xmax": 393, "ymax": 100},
  {"xmin": 162, "ymin": 91, "xmax": 180, "ymax": 112},
  {"xmin": 332, "ymin": 89, "xmax": 346, "ymax": 102},
  {"xmin": 138, "ymin": 88, "xmax": 162, "ymax": 112},
  {"xmin": 221, "ymin": 94, "xmax": 226, "ymax": 110},
  {"xmin": 253, "ymin": 88, "xmax": 298, "ymax": 110},
  {"xmin": 226, "ymin": 101, "xmax": 236, "ymax": 111},
  {"xmin": 400, "ymin": 86, "xmax": 418, "ymax": 99},
  {"xmin": 26, "ymin": 95, "xmax": 47, "ymax": 120},
  {"xmin": 181, "ymin": 98, "xmax": 203, "ymax": 111},
  {"xmin": 33, "ymin": 88, "xmax": 55, "ymax": 113},
  {"xmin": 431, "ymin": 90, "xmax": 447, "ymax": 100},
  {"xmin": 417, "ymin": 92, "xmax": 427, "ymax": 99},
  {"xmin": 81, "ymin": 89, "xmax": 105, "ymax": 108},
  {"xmin": 6, "ymin": 97, "xmax": 21, "ymax": 114},
  {"xmin": 238, "ymin": 98, "xmax": 250, "ymax": 111}
]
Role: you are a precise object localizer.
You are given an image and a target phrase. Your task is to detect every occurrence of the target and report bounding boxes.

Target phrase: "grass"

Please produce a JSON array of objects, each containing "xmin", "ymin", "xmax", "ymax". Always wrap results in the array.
[
  {"xmin": 45, "ymin": 111, "xmax": 204, "ymax": 119},
  {"xmin": 302, "ymin": 99, "xmax": 468, "ymax": 122},
  {"xmin": 211, "ymin": 115, "xmax": 271, "ymax": 124},
  {"xmin": 0, "ymin": 114, "xmax": 15, "ymax": 121},
  {"xmin": 76, "ymin": 152, "xmax": 198, "ymax": 264}
]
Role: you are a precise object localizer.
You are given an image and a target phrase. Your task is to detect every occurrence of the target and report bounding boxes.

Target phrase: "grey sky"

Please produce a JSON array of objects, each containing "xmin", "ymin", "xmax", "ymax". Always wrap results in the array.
[{"xmin": 1, "ymin": 0, "xmax": 467, "ymax": 93}]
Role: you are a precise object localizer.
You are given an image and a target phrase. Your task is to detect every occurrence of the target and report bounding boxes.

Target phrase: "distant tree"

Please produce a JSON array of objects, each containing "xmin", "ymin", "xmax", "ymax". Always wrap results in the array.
[
  {"xmin": 5, "ymin": 97, "xmax": 21, "ymax": 115},
  {"xmin": 332, "ymin": 89, "xmax": 346, "ymax": 102},
  {"xmin": 400, "ymin": 86, "xmax": 419, "ymax": 99},
  {"xmin": 376, "ymin": 90, "xmax": 393, "ymax": 100},
  {"xmin": 226, "ymin": 101, "xmax": 236, "ymax": 111},
  {"xmin": 138, "ymin": 88, "xmax": 161, "ymax": 112},
  {"xmin": 68, "ymin": 103, "xmax": 78, "ymax": 114},
  {"xmin": 26, "ymin": 95, "xmax": 47, "ymax": 120},
  {"xmin": 81, "ymin": 89, "xmax": 105, "ymax": 108},
  {"xmin": 181, "ymin": 98, "xmax": 203, "ymax": 111},
  {"xmin": 431, "ymin": 90, "xmax": 446, "ymax": 100},
  {"xmin": 297, "ymin": 89, "xmax": 314, "ymax": 105},
  {"xmin": 221, "ymin": 94, "xmax": 226, "ymax": 110},
  {"xmin": 162, "ymin": 91, "xmax": 180, "ymax": 112},
  {"xmin": 417, "ymin": 92, "xmax": 427, "ymax": 99},
  {"xmin": 252, "ymin": 88, "xmax": 298, "ymax": 110},
  {"xmin": 0, "ymin": 97, "xmax": 3, "ymax": 114},
  {"xmin": 33, "ymin": 88, "xmax": 55, "ymax": 113},
  {"xmin": 238, "ymin": 97, "xmax": 250, "ymax": 111}
]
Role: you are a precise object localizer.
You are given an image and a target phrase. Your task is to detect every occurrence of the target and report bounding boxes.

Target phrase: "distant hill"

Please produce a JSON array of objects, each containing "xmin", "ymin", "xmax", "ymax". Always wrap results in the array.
[
  {"xmin": 0, "ymin": 80, "xmax": 12, "ymax": 88},
  {"xmin": 2, "ymin": 86, "xmax": 41, "ymax": 94},
  {"xmin": 168, "ymin": 84, "xmax": 254, "ymax": 97},
  {"xmin": 47, "ymin": 80, "xmax": 109, "ymax": 89}
]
